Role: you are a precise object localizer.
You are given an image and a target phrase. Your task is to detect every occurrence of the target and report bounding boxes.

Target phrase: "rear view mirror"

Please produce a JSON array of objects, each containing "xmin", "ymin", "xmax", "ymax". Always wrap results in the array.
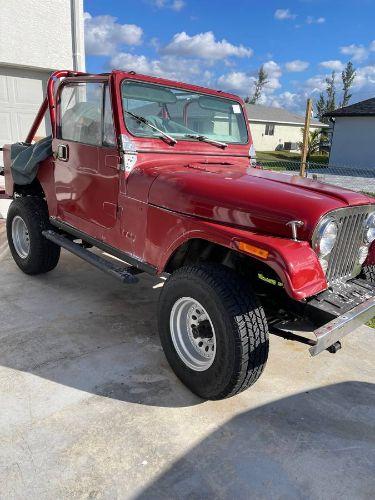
[
  {"xmin": 122, "ymin": 82, "xmax": 177, "ymax": 104},
  {"xmin": 198, "ymin": 96, "xmax": 234, "ymax": 113}
]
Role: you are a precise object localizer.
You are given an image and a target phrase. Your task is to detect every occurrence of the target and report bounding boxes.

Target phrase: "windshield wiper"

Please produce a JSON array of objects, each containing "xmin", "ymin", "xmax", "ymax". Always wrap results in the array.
[
  {"xmin": 184, "ymin": 134, "xmax": 227, "ymax": 149},
  {"xmin": 124, "ymin": 110, "xmax": 177, "ymax": 145}
]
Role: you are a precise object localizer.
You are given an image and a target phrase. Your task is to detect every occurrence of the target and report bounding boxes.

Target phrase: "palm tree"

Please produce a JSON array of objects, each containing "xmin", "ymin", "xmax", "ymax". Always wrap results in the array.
[{"xmin": 299, "ymin": 128, "xmax": 324, "ymax": 162}]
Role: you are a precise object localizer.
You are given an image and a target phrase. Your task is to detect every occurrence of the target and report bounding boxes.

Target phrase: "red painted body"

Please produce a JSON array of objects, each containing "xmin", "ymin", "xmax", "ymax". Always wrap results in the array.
[{"xmin": 3, "ymin": 70, "xmax": 375, "ymax": 301}]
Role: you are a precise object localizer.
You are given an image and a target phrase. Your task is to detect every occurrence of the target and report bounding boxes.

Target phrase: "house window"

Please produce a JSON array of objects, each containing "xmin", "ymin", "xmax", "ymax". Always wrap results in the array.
[{"xmin": 265, "ymin": 123, "xmax": 275, "ymax": 136}]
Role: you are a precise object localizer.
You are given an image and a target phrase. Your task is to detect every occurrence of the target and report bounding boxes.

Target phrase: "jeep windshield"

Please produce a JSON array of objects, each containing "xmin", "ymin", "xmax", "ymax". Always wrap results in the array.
[{"xmin": 121, "ymin": 80, "xmax": 248, "ymax": 145}]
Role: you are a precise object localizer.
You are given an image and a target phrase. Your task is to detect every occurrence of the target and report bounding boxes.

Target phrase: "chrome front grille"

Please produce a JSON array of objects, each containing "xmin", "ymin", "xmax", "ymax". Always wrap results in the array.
[{"xmin": 324, "ymin": 206, "xmax": 374, "ymax": 283}]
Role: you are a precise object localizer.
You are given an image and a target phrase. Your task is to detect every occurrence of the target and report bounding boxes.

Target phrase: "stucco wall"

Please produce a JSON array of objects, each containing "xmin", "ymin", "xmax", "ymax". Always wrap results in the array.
[
  {"xmin": 329, "ymin": 116, "xmax": 375, "ymax": 169},
  {"xmin": 249, "ymin": 121, "xmax": 322, "ymax": 152},
  {"xmin": 0, "ymin": 0, "xmax": 85, "ymax": 71}
]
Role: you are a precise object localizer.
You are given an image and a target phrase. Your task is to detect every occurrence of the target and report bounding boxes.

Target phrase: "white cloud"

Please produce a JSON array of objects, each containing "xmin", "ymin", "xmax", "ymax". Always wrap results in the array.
[
  {"xmin": 274, "ymin": 9, "xmax": 296, "ymax": 20},
  {"xmin": 306, "ymin": 16, "xmax": 325, "ymax": 24},
  {"xmin": 149, "ymin": 0, "xmax": 186, "ymax": 10},
  {"xmin": 110, "ymin": 52, "xmax": 213, "ymax": 85},
  {"xmin": 302, "ymin": 75, "xmax": 327, "ymax": 94},
  {"xmin": 217, "ymin": 61, "xmax": 375, "ymax": 114},
  {"xmin": 319, "ymin": 60, "xmax": 345, "ymax": 71},
  {"xmin": 84, "ymin": 12, "xmax": 143, "ymax": 56},
  {"xmin": 370, "ymin": 40, "xmax": 375, "ymax": 52},
  {"xmin": 340, "ymin": 43, "xmax": 368, "ymax": 62},
  {"xmin": 352, "ymin": 64, "xmax": 375, "ymax": 97},
  {"xmin": 171, "ymin": 0, "xmax": 185, "ymax": 10},
  {"xmin": 218, "ymin": 60, "xmax": 375, "ymax": 114},
  {"xmin": 217, "ymin": 61, "xmax": 282, "ymax": 98},
  {"xmin": 263, "ymin": 61, "xmax": 282, "ymax": 91},
  {"xmin": 162, "ymin": 31, "xmax": 253, "ymax": 60},
  {"xmin": 285, "ymin": 60, "xmax": 309, "ymax": 72},
  {"xmin": 217, "ymin": 72, "xmax": 254, "ymax": 94},
  {"xmin": 267, "ymin": 91, "xmax": 303, "ymax": 111}
]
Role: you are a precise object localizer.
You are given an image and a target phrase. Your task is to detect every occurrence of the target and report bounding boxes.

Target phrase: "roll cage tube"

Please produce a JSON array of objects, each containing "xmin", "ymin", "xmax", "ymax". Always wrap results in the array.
[{"xmin": 25, "ymin": 70, "xmax": 87, "ymax": 144}]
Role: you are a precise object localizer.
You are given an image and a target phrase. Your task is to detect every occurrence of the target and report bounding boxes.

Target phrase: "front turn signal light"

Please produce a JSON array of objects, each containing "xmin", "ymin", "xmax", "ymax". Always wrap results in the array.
[{"xmin": 238, "ymin": 242, "xmax": 269, "ymax": 259}]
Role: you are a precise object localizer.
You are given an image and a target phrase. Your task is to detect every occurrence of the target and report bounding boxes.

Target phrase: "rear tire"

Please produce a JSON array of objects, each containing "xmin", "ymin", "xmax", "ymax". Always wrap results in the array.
[
  {"xmin": 363, "ymin": 265, "xmax": 374, "ymax": 283},
  {"xmin": 6, "ymin": 197, "xmax": 60, "ymax": 275},
  {"xmin": 158, "ymin": 264, "xmax": 269, "ymax": 400}
]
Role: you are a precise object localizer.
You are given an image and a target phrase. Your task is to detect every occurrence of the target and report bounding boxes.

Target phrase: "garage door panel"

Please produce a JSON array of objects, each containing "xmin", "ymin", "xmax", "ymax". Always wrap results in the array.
[
  {"xmin": 0, "ymin": 111, "xmax": 13, "ymax": 144},
  {"xmin": 0, "ymin": 67, "xmax": 50, "ymax": 166},
  {"xmin": 0, "ymin": 75, "xmax": 9, "ymax": 103},
  {"xmin": 13, "ymin": 76, "xmax": 44, "ymax": 106},
  {"xmin": 15, "ymin": 111, "xmax": 46, "ymax": 141}
]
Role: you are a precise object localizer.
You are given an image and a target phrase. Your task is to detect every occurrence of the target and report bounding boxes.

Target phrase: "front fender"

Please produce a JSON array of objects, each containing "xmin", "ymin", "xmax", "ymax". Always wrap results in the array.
[{"xmin": 146, "ymin": 205, "xmax": 327, "ymax": 301}]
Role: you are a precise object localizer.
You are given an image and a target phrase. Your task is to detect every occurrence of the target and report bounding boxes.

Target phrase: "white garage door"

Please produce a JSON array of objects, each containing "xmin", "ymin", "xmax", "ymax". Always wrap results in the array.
[{"xmin": 0, "ymin": 66, "xmax": 51, "ymax": 168}]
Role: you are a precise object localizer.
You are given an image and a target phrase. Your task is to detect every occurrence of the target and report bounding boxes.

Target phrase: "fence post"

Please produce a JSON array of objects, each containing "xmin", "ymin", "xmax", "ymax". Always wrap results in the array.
[{"xmin": 300, "ymin": 98, "xmax": 312, "ymax": 177}]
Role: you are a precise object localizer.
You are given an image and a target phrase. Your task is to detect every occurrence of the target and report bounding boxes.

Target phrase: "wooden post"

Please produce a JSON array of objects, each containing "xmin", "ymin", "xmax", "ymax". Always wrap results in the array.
[{"xmin": 300, "ymin": 98, "xmax": 313, "ymax": 177}]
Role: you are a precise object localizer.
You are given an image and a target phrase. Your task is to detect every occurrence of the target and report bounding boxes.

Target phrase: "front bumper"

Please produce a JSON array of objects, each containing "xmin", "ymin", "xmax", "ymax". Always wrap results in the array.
[{"xmin": 310, "ymin": 294, "xmax": 375, "ymax": 356}]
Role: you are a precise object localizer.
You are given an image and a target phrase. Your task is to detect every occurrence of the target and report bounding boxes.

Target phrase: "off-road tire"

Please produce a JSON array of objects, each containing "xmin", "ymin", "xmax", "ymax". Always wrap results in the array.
[
  {"xmin": 6, "ymin": 197, "xmax": 60, "ymax": 274},
  {"xmin": 158, "ymin": 264, "xmax": 269, "ymax": 400},
  {"xmin": 363, "ymin": 265, "xmax": 374, "ymax": 283}
]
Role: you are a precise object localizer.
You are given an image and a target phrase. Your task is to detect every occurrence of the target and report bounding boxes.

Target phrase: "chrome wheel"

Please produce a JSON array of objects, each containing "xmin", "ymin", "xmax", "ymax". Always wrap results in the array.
[
  {"xmin": 170, "ymin": 297, "xmax": 216, "ymax": 371},
  {"xmin": 11, "ymin": 215, "xmax": 30, "ymax": 259}
]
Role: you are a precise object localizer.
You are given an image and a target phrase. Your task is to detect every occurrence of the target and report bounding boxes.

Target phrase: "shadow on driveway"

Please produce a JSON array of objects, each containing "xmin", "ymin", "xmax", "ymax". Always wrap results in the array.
[
  {"xmin": 0, "ymin": 249, "xmax": 202, "ymax": 408},
  {"xmin": 137, "ymin": 381, "xmax": 375, "ymax": 499}
]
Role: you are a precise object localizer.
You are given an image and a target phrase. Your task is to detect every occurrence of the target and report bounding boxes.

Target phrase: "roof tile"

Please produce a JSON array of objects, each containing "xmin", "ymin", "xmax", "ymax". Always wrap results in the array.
[{"xmin": 245, "ymin": 103, "xmax": 325, "ymax": 126}]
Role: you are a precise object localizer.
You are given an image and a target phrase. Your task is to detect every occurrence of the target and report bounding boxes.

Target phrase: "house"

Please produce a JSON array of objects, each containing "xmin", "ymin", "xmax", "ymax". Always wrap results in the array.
[
  {"xmin": 324, "ymin": 97, "xmax": 375, "ymax": 170},
  {"xmin": 0, "ymin": 0, "xmax": 85, "ymax": 168},
  {"xmin": 245, "ymin": 104, "xmax": 327, "ymax": 152}
]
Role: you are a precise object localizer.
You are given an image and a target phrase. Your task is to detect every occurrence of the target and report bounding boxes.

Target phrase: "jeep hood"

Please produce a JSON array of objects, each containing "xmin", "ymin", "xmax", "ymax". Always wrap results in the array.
[{"xmin": 148, "ymin": 162, "xmax": 374, "ymax": 240}]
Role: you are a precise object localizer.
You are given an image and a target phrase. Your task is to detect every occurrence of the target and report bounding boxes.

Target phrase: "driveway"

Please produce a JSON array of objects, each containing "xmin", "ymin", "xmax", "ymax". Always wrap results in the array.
[
  {"xmin": 0, "ymin": 225, "xmax": 374, "ymax": 499},
  {"xmin": 277, "ymin": 169, "xmax": 374, "ymax": 193},
  {"xmin": 307, "ymin": 170, "xmax": 375, "ymax": 193}
]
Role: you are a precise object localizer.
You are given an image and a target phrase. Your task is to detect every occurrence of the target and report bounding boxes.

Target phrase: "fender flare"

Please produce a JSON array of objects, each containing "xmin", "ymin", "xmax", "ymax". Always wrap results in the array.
[{"xmin": 158, "ymin": 221, "xmax": 327, "ymax": 301}]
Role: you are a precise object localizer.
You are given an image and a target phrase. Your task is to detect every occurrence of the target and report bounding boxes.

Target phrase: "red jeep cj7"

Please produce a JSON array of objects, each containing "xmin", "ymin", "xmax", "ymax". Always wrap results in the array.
[{"xmin": 2, "ymin": 70, "xmax": 375, "ymax": 400}]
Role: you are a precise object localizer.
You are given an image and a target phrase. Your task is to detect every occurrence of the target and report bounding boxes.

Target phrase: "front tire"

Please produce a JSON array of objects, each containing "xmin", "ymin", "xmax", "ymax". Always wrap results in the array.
[
  {"xmin": 158, "ymin": 264, "xmax": 269, "ymax": 400},
  {"xmin": 6, "ymin": 197, "xmax": 60, "ymax": 275}
]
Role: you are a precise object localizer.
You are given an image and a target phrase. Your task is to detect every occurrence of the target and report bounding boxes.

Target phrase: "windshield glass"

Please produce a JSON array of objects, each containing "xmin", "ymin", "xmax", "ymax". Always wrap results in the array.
[{"xmin": 121, "ymin": 80, "xmax": 248, "ymax": 144}]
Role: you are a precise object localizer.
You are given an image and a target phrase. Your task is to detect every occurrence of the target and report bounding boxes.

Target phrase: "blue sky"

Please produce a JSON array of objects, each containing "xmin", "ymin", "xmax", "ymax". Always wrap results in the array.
[{"xmin": 84, "ymin": 0, "xmax": 375, "ymax": 114}]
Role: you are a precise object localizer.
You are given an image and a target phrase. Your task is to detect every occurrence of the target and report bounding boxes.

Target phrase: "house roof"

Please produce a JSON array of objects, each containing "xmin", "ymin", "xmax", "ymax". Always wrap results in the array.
[
  {"xmin": 324, "ymin": 97, "xmax": 375, "ymax": 117},
  {"xmin": 245, "ymin": 103, "xmax": 326, "ymax": 127}
]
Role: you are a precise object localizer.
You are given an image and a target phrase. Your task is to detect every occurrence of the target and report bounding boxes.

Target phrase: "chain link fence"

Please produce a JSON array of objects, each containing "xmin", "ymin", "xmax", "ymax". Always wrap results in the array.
[{"xmin": 256, "ymin": 159, "xmax": 375, "ymax": 196}]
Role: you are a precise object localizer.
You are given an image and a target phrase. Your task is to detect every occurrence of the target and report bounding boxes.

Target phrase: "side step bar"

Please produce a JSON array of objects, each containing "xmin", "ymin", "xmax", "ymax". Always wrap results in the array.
[{"xmin": 43, "ymin": 230, "xmax": 140, "ymax": 284}]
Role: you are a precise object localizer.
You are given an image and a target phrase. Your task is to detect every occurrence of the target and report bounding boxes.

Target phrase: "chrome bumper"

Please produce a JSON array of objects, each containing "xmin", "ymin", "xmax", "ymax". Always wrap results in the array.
[{"xmin": 310, "ymin": 295, "xmax": 375, "ymax": 356}]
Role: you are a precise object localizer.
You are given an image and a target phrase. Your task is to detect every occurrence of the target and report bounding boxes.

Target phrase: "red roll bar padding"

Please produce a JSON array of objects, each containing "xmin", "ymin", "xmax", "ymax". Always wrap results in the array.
[{"xmin": 25, "ymin": 70, "xmax": 85, "ymax": 143}]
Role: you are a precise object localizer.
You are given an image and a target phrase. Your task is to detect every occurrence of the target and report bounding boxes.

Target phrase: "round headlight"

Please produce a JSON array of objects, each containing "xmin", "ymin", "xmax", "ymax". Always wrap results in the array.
[
  {"xmin": 365, "ymin": 212, "xmax": 375, "ymax": 244},
  {"xmin": 315, "ymin": 218, "xmax": 338, "ymax": 257}
]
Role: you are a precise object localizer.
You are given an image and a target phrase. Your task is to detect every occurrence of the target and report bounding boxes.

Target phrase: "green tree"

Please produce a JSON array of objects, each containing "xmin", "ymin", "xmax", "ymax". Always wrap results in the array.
[
  {"xmin": 325, "ymin": 71, "xmax": 336, "ymax": 114},
  {"xmin": 316, "ymin": 93, "xmax": 327, "ymax": 123},
  {"xmin": 340, "ymin": 61, "xmax": 356, "ymax": 107},
  {"xmin": 315, "ymin": 71, "xmax": 336, "ymax": 124},
  {"xmin": 316, "ymin": 63, "xmax": 356, "ymax": 122},
  {"xmin": 245, "ymin": 66, "xmax": 268, "ymax": 104}
]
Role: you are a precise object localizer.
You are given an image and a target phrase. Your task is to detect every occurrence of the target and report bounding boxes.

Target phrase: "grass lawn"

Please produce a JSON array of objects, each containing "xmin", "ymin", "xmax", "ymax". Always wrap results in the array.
[
  {"xmin": 256, "ymin": 150, "xmax": 329, "ymax": 165},
  {"xmin": 368, "ymin": 318, "xmax": 375, "ymax": 329}
]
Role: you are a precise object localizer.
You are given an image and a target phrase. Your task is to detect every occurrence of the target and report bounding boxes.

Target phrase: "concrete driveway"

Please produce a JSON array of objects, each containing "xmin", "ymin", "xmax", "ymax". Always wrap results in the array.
[{"xmin": 0, "ymin": 222, "xmax": 374, "ymax": 499}]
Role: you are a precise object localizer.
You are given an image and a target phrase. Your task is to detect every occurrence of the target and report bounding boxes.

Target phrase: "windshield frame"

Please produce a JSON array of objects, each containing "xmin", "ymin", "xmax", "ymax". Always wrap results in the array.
[{"xmin": 120, "ymin": 78, "xmax": 249, "ymax": 146}]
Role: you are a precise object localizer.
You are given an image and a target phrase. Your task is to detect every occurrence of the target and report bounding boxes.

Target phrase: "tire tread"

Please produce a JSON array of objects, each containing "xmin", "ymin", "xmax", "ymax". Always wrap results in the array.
[
  {"xmin": 159, "ymin": 264, "xmax": 269, "ymax": 399},
  {"xmin": 6, "ymin": 197, "xmax": 60, "ymax": 274}
]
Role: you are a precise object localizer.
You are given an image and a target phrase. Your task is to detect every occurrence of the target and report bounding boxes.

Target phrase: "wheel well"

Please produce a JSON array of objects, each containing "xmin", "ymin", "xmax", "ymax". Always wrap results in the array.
[
  {"xmin": 165, "ymin": 238, "xmax": 281, "ymax": 284},
  {"xmin": 14, "ymin": 179, "xmax": 45, "ymax": 198}
]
